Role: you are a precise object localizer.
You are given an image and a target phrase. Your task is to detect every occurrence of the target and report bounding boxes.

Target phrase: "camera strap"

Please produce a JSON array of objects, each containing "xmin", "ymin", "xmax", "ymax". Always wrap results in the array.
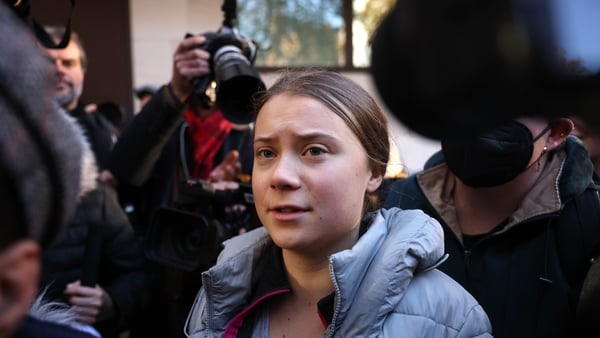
[
  {"xmin": 180, "ymin": 122, "xmax": 192, "ymax": 181},
  {"xmin": 13, "ymin": 0, "xmax": 76, "ymax": 49}
]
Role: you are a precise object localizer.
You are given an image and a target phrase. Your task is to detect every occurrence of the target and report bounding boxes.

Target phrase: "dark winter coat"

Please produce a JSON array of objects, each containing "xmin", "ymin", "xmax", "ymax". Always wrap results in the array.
[
  {"xmin": 39, "ymin": 147, "xmax": 146, "ymax": 338},
  {"xmin": 384, "ymin": 136, "xmax": 600, "ymax": 338}
]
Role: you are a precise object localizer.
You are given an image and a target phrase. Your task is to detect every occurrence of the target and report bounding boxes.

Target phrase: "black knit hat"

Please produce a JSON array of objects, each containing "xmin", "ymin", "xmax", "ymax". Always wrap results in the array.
[{"xmin": 0, "ymin": 2, "xmax": 83, "ymax": 250}]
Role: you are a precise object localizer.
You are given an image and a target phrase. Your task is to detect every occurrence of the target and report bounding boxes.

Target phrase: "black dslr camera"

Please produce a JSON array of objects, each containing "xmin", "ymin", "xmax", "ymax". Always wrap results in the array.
[
  {"xmin": 188, "ymin": 0, "xmax": 266, "ymax": 124},
  {"xmin": 145, "ymin": 179, "xmax": 257, "ymax": 272}
]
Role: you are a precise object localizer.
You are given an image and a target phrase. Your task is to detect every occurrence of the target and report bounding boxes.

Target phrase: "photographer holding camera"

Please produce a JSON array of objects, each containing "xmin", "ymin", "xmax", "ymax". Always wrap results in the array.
[{"xmin": 110, "ymin": 30, "xmax": 259, "ymax": 337}]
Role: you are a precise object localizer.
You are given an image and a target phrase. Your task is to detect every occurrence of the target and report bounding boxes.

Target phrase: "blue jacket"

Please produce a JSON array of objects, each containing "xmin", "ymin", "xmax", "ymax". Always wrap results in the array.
[{"xmin": 185, "ymin": 208, "xmax": 492, "ymax": 338}]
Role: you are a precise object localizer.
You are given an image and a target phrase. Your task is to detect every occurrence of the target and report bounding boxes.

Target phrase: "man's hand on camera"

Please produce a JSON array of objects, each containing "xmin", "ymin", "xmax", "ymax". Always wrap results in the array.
[
  {"xmin": 170, "ymin": 35, "xmax": 211, "ymax": 102},
  {"xmin": 212, "ymin": 180, "xmax": 240, "ymax": 191},
  {"xmin": 208, "ymin": 150, "xmax": 241, "ymax": 183}
]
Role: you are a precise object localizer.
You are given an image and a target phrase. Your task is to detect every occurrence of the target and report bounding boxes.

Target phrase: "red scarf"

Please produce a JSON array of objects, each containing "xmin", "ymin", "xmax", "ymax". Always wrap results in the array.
[{"xmin": 184, "ymin": 107, "xmax": 232, "ymax": 179}]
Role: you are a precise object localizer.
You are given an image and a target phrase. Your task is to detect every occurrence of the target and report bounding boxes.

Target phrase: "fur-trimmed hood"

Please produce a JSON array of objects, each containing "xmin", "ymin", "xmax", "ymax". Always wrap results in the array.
[
  {"xmin": 28, "ymin": 290, "xmax": 101, "ymax": 337},
  {"xmin": 64, "ymin": 113, "xmax": 99, "ymax": 198},
  {"xmin": 0, "ymin": 3, "xmax": 83, "ymax": 249}
]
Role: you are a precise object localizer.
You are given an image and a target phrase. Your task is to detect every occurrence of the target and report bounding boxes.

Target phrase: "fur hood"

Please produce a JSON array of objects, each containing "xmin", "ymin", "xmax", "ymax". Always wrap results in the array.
[
  {"xmin": 29, "ymin": 290, "xmax": 101, "ymax": 337},
  {"xmin": 65, "ymin": 113, "xmax": 99, "ymax": 198},
  {"xmin": 0, "ymin": 4, "xmax": 83, "ymax": 249}
]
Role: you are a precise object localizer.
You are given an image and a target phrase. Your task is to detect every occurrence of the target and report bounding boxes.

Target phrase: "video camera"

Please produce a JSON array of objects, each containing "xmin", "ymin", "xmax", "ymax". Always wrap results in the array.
[
  {"xmin": 188, "ymin": 0, "xmax": 266, "ymax": 125},
  {"xmin": 145, "ymin": 179, "xmax": 257, "ymax": 272}
]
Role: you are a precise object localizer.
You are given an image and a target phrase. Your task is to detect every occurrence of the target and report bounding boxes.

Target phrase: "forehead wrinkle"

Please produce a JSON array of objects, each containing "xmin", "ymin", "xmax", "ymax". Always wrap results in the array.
[{"xmin": 255, "ymin": 94, "xmax": 354, "ymax": 146}]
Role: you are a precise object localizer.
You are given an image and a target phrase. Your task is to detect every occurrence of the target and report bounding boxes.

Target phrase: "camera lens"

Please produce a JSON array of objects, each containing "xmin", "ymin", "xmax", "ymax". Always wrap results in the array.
[
  {"xmin": 213, "ymin": 45, "xmax": 266, "ymax": 124},
  {"xmin": 146, "ymin": 209, "xmax": 221, "ymax": 271},
  {"xmin": 173, "ymin": 224, "xmax": 206, "ymax": 260}
]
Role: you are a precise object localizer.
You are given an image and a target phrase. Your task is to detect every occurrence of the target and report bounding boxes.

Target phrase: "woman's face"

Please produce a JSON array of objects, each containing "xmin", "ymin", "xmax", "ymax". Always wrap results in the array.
[{"xmin": 252, "ymin": 93, "xmax": 382, "ymax": 257}]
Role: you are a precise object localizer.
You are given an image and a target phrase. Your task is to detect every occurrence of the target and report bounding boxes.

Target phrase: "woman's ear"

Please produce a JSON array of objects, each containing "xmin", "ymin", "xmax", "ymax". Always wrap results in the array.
[
  {"xmin": 546, "ymin": 118, "xmax": 574, "ymax": 151},
  {"xmin": 366, "ymin": 166, "xmax": 384, "ymax": 194}
]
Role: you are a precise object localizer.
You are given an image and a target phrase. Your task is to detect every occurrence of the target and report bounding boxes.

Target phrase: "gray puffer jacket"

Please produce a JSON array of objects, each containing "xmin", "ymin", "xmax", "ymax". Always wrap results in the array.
[{"xmin": 185, "ymin": 207, "xmax": 492, "ymax": 338}]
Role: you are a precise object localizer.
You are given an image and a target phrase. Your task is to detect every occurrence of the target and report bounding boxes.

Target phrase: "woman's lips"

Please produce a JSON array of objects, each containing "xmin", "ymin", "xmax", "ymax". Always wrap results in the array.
[{"xmin": 268, "ymin": 205, "xmax": 309, "ymax": 221}]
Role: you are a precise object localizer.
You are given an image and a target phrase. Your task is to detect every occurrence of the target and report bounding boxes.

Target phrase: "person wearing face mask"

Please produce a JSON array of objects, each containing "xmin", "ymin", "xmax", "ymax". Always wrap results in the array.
[{"xmin": 384, "ymin": 117, "xmax": 600, "ymax": 338}]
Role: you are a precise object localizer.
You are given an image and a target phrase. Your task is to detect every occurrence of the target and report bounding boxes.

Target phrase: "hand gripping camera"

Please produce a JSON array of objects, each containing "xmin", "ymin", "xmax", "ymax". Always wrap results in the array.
[{"xmin": 189, "ymin": 0, "xmax": 266, "ymax": 125}]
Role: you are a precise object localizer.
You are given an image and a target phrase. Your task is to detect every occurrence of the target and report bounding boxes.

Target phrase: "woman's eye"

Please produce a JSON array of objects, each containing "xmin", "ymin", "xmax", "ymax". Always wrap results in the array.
[
  {"xmin": 307, "ymin": 147, "xmax": 325, "ymax": 156},
  {"xmin": 257, "ymin": 149, "xmax": 275, "ymax": 158}
]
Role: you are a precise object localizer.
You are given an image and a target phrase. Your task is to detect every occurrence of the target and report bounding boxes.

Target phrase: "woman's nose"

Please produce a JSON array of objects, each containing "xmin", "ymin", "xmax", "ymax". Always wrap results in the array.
[{"xmin": 269, "ymin": 154, "xmax": 301, "ymax": 190}]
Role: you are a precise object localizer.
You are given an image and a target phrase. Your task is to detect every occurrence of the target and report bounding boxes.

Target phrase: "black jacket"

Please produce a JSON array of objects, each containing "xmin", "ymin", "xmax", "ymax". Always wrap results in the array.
[
  {"xmin": 384, "ymin": 137, "xmax": 600, "ymax": 338},
  {"xmin": 39, "ymin": 182, "xmax": 146, "ymax": 338},
  {"xmin": 69, "ymin": 102, "xmax": 115, "ymax": 170}
]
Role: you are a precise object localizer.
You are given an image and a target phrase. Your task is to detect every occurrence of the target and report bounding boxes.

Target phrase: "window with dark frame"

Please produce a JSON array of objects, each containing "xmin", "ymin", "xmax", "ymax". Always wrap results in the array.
[{"xmin": 237, "ymin": 0, "xmax": 395, "ymax": 71}]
